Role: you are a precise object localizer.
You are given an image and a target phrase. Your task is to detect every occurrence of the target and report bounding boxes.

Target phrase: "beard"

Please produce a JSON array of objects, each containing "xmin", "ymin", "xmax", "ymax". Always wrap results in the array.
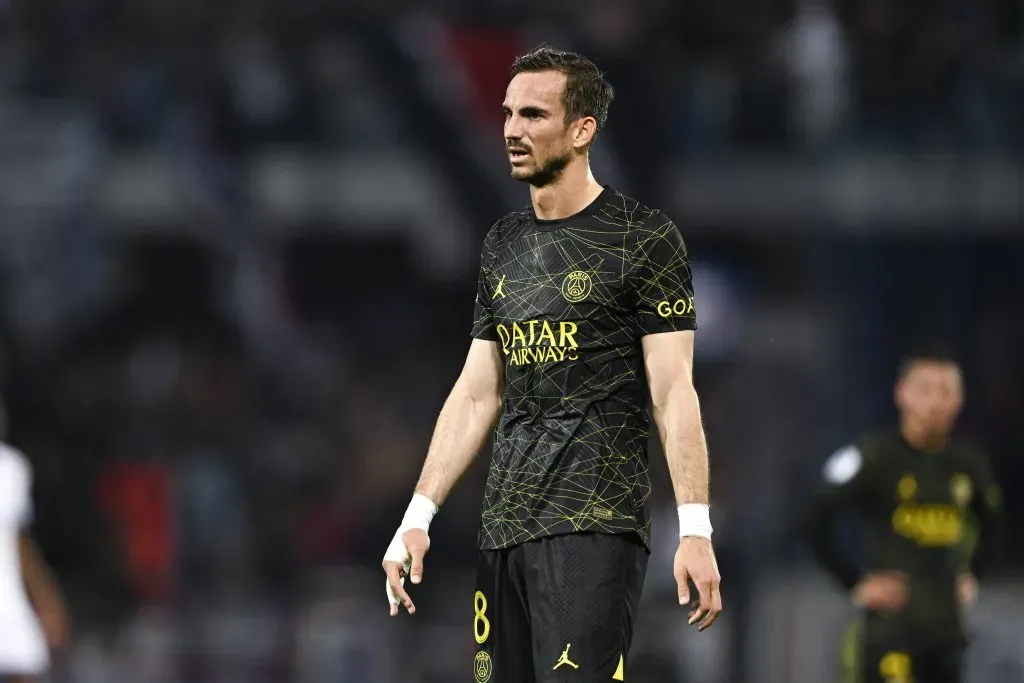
[{"xmin": 511, "ymin": 147, "xmax": 573, "ymax": 188}]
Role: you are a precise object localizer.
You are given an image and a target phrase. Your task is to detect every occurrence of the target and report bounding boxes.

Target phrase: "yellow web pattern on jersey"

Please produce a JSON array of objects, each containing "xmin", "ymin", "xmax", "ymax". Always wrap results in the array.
[{"xmin": 472, "ymin": 192, "xmax": 695, "ymax": 550}]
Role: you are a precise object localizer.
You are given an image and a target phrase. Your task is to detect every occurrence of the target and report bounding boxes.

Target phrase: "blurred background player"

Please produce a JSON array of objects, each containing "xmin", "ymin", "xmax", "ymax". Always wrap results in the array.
[
  {"xmin": 382, "ymin": 46, "xmax": 722, "ymax": 683},
  {"xmin": 0, "ymin": 400, "xmax": 70, "ymax": 683},
  {"xmin": 803, "ymin": 348, "xmax": 1002, "ymax": 683}
]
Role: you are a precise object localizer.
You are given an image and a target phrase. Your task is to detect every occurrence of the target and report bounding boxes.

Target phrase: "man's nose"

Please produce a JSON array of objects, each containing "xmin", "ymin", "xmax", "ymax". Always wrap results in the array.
[{"xmin": 505, "ymin": 116, "xmax": 523, "ymax": 140}]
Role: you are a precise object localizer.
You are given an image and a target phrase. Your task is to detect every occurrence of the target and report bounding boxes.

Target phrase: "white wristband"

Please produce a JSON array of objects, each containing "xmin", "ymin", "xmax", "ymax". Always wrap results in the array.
[
  {"xmin": 400, "ymin": 494, "xmax": 438, "ymax": 532},
  {"xmin": 678, "ymin": 503, "xmax": 713, "ymax": 539}
]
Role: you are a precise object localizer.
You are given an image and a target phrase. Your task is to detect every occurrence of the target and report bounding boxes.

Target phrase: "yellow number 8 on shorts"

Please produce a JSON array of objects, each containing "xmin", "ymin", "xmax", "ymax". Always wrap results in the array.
[
  {"xmin": 879, "ymin": 650, "xmax": 912, "ymax": 683},
  {"xmin": 474, "ymin": 590, "xmax": 491, "ymax": 644}
]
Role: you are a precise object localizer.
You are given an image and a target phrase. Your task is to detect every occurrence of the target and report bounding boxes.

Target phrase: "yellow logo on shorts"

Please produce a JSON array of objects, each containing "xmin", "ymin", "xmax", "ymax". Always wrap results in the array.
[
  {"xmin": 613, "ymin": 654, "xmax": 625, "ymax": 680},
  {"xmin": 474, "ymin": 651, "xmax": 493, "ymax": 683},
  {"xmin": 553, "ymin": 643, "xmax": 580, "ymax": 670},
  {"xmin": 561, "ymin": 271, "xmax": 592, "ymax": 303},
  {"xmin": 879, "ymin": 650, "xmax": 912, "ymax": 682}
]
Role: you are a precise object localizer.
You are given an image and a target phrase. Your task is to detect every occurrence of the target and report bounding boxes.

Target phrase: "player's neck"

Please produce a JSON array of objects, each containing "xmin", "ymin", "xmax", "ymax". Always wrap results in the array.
[
  {"xmin": 900, "ymin": 421, "xmax": 948, "ymax": 453},
  {"xmin": 530, "ymin": 163, "xmax": 604, "ymax": 221}
]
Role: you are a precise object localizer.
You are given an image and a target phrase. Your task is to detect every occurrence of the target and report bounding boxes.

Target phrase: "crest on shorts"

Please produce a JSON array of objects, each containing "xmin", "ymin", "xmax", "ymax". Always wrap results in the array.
[
  {"xmin": 474, "ymin": 651, "xmax": 493, "ymax": 683},
  {"xmin": 561, "ymin": 270, "xmax": 593, "ymax": 303},
  {"xmin": 897, "ymin": 474, "xmax": 917, "ymax": 501},
  {"xmin": 950, "ymin": 473, "xmax": 973, "ymax": 507}
]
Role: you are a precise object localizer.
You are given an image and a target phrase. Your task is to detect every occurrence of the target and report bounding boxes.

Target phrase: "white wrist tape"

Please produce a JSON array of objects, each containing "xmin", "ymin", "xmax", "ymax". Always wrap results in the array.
[
  {"xmin": 399, "ymin": 493, "xmax": 438, "ymax": 532},
  {"xmin": 678, "ymin": 503, "xmax": 713, "ymax": 539},
  {"xmin": 383, "ymin": 494, "xmax": 437, "ymax": 566},
  {"xmin": 383, "ymin": 494, "xmax": 439, "ymax": 607}
]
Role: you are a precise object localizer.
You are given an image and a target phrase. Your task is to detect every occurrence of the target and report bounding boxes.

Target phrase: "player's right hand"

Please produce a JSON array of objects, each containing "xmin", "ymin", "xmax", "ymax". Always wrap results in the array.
[
  {"xmin": 382, "ymin": 527, "xmax": 430, "ymax": 616},
  {"xmin": 852, "ymin": 571, "xmax": 909, "ymax": 613}
]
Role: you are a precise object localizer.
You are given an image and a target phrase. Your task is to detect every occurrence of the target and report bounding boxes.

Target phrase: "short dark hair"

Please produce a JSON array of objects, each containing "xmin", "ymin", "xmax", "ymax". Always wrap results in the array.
[
  {"xmin": 509, "ymin": 46, "xmax": 615, "ymax": 131},
  {"xmin": 896, "ymin": 342, "xmax": 960, "ymax": 380}
]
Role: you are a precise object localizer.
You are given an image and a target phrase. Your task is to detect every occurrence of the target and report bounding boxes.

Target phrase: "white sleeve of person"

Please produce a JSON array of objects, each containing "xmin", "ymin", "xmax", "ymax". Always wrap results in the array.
[
  {"xmin": 822, "ymin": 444, "xmax": 862, "ymax": 485},
  {"xmin": 678, "ymin": 503, "xmax": 713, "ymax": 539},
  {"xmin": 383, "ymin": 494, "xmax": 438, "ymax": 606}
]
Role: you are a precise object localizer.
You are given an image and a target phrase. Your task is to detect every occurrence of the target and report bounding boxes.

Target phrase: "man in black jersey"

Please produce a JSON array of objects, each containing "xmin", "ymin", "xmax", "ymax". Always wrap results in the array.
[
  {"xmin": 804, "ymin": 349, "xmax": 1002, "ymax": 683},
  {"xmin": 381, "ymin": 47, "xmax": 722, "ymax": 682}
]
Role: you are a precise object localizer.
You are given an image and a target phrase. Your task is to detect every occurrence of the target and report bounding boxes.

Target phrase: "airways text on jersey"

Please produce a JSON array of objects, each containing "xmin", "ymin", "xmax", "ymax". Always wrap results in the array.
[
  {"xmin": 471, "ymin": 188, "xmax": 697, "ymax": 550},
  {"xmin": 497, "ymin": 319, "xmax": 580, "ymax": 366}
]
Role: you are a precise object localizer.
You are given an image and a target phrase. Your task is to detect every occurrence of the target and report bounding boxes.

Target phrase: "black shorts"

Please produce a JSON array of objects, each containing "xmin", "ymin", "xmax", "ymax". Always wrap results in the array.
[
  {"xmin": 472, "ymin": 532, "xmax": 648, "ymax": 683},
  {"xmin": 841, "ymin": 618, "xmax": 964, "ymax": 683}
]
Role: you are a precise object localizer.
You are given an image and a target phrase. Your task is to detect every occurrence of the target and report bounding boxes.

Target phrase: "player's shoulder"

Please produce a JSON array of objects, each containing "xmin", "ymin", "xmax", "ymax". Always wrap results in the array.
[
  {"xmin": 852, "ymin": 429, "xmax": 917, "ymax": 468},
  {"xmin": 484, "ymin": 207, "xmax": 533, "ymax": 245},
  {"xmin": 946, "ymin": 436, "xmax": 991, "ymax": 468},
  {"xmin": 821, "ymin": 430, "xmax": 889, "ymax": 484},
  {"xmin": 854, "ymin": 428, "xmax": 901, "ymax": 453},
  {"xmin": 603, "ymin": 189, "xmax": 675, "ymax": 230},
  {"xmin": 821, "ymin": 441, "xmax": 868, "ymax": 485}
]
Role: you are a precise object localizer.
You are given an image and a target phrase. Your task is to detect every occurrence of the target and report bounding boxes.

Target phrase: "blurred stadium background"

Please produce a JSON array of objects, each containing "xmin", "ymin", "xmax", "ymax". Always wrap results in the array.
[{"xmin": 0, "ymin": 0, "xmax": 1021, "ymax": 682}]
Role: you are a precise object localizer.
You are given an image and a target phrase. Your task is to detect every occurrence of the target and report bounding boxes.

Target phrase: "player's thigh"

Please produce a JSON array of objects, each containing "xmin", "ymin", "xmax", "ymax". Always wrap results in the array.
[
  {"xmin": 474, "ymin": 548, "xmax": 534, "ymax": 683},
  {"xmin": 859, "ymin": 633, "xmax": 918, "ymax": 683},
  {"xmin": 917, "ymin": 644, "xmax": 964, "ymax": 683},
  {"xmin": 523, "ymin": 532, "xmax": 648, "ymax": 683}
]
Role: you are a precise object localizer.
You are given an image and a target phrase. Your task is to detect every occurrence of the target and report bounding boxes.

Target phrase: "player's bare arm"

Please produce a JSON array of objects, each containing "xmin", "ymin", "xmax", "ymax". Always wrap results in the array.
[
  {"xmin": 381, "ymin": 338, "xmax": 504, "ymax": 616},
  {"xmin": 642, "ymin": 329, "xmax": 722, "ymax": 631},
  {"xmin": 19, "ymin": 536, "xmax": 69, "ymax": 651},
  {"xmin": 414, "ymin": 339, "xmax": 505, "ymax": 505}
]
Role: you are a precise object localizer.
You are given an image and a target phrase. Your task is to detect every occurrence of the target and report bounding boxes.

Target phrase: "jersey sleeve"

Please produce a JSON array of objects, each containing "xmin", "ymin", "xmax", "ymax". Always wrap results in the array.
[
  {"xmin": 630, "ymin": 213, "xmax": 697, "ymax": 335},
  {"xmin": 802, "ymin": 443, "xmax": 872, "ymax": 590},
  {"xmin": 470, "ymin": 232, "xmax": 499, "ymax": 341},
  {"xmin": 964, "ymin": 447, "xmax": 1003, "ymax": 579}
]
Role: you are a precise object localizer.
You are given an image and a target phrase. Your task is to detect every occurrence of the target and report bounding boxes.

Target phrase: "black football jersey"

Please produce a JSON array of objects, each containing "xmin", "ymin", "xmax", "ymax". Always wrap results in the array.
[
  {"xmin": 807, "ymin": 430, "xmax": 1003, "ymax": 635},
  {"xmin": 471, "ymin": 187, "xmax": 697, "ymax": 550}
]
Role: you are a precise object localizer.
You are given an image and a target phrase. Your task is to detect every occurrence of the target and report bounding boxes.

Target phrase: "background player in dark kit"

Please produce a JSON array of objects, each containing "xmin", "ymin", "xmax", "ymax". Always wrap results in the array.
[
  {"xmin": 804, "ymin": 349, "xmax": 1002, "ymax": 683},
  {"xmin": 382, "ymin": 47, "xmax": 722, "ymax": 682}
]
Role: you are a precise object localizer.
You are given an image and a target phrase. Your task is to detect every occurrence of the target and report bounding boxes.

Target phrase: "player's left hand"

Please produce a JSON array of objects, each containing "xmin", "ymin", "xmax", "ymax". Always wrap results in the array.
[
  {"xmin": 956, "ymin": 573, "xmax": 979, "ymax": 607},
  {"xmin": 675, "ymin": 536, "xmax": 722, "ymax": 631}
]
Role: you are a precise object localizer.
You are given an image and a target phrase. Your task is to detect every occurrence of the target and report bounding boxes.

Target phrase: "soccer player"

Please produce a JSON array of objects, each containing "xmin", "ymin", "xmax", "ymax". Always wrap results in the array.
[
  {"xmin": 381, "ymin": 46, "xmax": 721, "ymax": 682},
  {"xmin": 804, "ymin": 349, "xmax": 1002, "ymax": 683},
  {"xmin": 0, "ymin": 404, "xmax": 70, "ymax": 683}
]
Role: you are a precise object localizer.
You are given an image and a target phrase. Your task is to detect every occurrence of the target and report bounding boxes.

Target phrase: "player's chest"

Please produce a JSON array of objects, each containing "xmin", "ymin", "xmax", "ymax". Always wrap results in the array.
[
  {"xmin": 872, "ymin": 455, "xmax": 975, "ymax": 547},
  {"xmin": 487, "ymin": 232, "xmax": 633, "ymax": 319}
]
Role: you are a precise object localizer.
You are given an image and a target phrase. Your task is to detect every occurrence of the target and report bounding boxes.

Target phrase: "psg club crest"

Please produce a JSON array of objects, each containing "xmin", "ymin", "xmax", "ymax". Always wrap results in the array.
[
  {"xmin": 474, "ymin": 651, "xmax": 493, "ymax": 683},
  {"xmin": 561, "ymin": 270, "xmax": 593, "ymax": 303},
  {"xmin": 950, "ymin": 473, "xmax": 973, "ymax": 507}
]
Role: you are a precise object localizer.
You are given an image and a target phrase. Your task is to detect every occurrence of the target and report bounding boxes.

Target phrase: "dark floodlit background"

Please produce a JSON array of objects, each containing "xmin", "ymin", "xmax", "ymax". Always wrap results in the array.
[{"xmin": 0, "ymin": 1, "xmax": 1021, "ymax": 682}]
